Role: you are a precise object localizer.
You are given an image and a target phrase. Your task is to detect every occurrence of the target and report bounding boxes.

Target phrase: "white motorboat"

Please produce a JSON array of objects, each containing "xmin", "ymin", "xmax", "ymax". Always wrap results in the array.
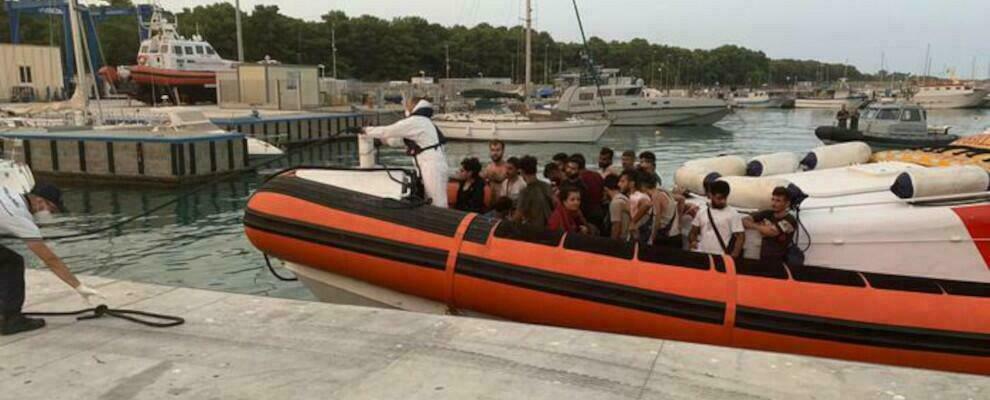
[
  {"xmin": 909, "ymin": 84, "xmax": 988, "ymax": 109},
  {"xmin": 794, "ymin": 89, "xmax": 867, "ymax": 109},
  {"xmin": 555, "ymin": 83, "xmax": 730, "ymax": 126},
  {"xmin": 433, "ymin": 111, "xmax": 610, "ymax": 143},
  {"xmin": 674, "ymin": 143, "xmax": 990, "ymax": 284},
  {"xmin": 728, "ymin": 91, "xmax": 790, "ymax": 108}
]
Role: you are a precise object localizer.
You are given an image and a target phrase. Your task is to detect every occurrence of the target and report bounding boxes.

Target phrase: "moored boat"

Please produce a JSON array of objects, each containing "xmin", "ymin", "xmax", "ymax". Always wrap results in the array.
[
  {"xmin": 910, "ymin": 83, "xmax": 988, "ymax": 109},
  {"xmin": 245, "ymin": 160, "xmax": 990, "ymax": 375},
  {"xmin": 814, "ymin": 102, "xmax": 958, "ymax": 150},
  {"xmin": 433, "ymin": 112, "xmax": 610, "ymax": 143},
  {"xmin": 555, "ymin": 83, "xmax": 730, "ymax": 126}
]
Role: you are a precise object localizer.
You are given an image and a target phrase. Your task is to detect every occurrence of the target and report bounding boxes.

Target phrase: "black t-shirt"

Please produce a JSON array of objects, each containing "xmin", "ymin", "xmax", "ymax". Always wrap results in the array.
[
  {"xmin": 751, "ymin": 210, "xmax": 797, "ymax": 263},
  {"xmin": 455, "ymin": 180, "xmax": 487, "ymax": 213}
]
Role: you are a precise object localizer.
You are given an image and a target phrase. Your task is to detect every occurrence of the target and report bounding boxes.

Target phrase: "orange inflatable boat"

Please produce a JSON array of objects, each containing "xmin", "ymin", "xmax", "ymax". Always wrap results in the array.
[{"xmin": 245, "ymin": 168, "xmax": 990, "ymax": 375}]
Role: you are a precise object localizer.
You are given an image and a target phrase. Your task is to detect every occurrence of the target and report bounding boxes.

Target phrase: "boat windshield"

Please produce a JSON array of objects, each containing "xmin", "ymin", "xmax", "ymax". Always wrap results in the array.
[
  {"xmin": 876, "ymin": 109, "xmax": 900, "ymax": 120},
  {"xmin": 901, "ymin": 109, "xmax": 923, "ymax": 122}
]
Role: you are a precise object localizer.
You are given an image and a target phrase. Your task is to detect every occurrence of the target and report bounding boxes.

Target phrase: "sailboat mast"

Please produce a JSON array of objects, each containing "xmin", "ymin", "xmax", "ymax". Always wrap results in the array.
[
  {"xmin": 235, "ymin": 0, "xmax": 245, "ymax": 62},
  {"xmin": 67, "ymin": 0, "xmax": 88, "ymax": 113},
  {"xmin": 524, "ymin": 0, "xmax": 532, "ymax": 98}
]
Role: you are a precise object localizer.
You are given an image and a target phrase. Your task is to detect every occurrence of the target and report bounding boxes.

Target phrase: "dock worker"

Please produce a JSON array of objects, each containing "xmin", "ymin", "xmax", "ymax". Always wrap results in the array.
[
  {"xmin": 836, "ymin": 105, "xmax": 850, "ymax": 129},
  {"xmin": 1, "ymin": 184, "xmax": 104, "ymax": 335},
  {"xmin": 362, "ymin": 97, "xmax": 449, "ymax": 208},
  {"xmin": 850, "ymin": 107, "xmax": 861, "ymax": 131}
]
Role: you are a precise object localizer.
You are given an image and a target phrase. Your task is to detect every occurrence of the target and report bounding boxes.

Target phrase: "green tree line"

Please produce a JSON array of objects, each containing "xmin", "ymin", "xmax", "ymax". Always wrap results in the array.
[{"xmin": 2, "ymin": 1, "xmax": 887, "ymax": 87}]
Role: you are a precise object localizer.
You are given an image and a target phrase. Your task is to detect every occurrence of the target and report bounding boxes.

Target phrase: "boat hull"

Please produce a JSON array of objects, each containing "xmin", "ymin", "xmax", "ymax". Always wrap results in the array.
[
  {"xmin": 244, "ymin": 171, "xmax": 990, "ymax": 375},
  {"xmin": 434, "ymin": 119, "xmax": 610, "ymax": 143},
  {"xmin": 912, "ymin": 90, "xmax": 989, "ymax": 109},
  {"xmin": 794, "ymin": 98, "xmax": 865, "ymax": 109},
  {"xmin": 101, "ymin": 65, "xmax": 218, "ymax": 104},
  {"xmin": 566, "ymin": 106, "xmax": 730, "ymax": 126},
  {"xmin": 814, "ymin": 126, "xmax": 960, "ymax": 150}
]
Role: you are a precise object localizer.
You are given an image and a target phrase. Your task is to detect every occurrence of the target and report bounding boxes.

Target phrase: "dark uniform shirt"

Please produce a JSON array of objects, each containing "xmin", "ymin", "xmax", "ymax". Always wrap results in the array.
[{"xmin": 751, "ymin": 210, "xmax": 797, "ymax": 264}]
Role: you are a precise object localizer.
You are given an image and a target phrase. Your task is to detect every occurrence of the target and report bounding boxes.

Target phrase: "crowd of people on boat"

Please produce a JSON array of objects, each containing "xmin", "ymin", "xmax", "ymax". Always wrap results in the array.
[
  {"xmin": 361, "ymin": 97, "xmax": 798, "ymax": 266},
  {"xmin": 449, "ymin": 140, "xmax": 798, "ymax": 266}
]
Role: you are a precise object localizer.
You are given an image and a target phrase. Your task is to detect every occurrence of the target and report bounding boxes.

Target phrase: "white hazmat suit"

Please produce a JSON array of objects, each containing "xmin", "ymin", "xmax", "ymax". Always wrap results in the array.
[{"xmin": 364, "ymin": 100, "xmax": 449, "ymax": 208}]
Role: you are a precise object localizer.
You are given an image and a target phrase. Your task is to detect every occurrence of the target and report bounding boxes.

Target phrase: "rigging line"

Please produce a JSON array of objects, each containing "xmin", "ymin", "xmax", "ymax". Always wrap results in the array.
[{"xmin": 569, "ymin": 0, "xmax": 608, "ymax": 118}]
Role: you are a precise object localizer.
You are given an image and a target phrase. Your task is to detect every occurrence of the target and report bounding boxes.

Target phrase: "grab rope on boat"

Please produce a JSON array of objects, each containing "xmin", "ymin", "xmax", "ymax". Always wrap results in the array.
[{"xmin": 24, "ymin": 304, "xmax": 185, "ymax": 328}]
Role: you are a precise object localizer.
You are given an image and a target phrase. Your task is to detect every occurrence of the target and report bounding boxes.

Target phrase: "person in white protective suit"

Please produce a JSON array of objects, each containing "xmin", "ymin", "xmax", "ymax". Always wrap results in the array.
[{"xmin": 362, "ymin": 98, "xmax": 449, "ymax": 208}]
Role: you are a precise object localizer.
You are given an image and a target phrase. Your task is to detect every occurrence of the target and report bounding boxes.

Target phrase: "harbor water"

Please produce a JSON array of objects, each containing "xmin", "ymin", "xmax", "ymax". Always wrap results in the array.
[{"xmin": 25, "ymin": 108, "xmax": 990, "ymax": 300}]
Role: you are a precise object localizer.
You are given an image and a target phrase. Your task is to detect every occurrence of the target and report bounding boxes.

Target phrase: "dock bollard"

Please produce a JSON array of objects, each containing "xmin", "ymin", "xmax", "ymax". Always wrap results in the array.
[{"xmin": 357, "ymin": 134, "xmax": 377, "ymax": 168}]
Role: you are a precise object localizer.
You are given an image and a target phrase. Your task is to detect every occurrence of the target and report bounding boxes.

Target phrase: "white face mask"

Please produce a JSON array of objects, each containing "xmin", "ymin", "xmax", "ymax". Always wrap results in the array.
[{"xmin": 33, "ymin": 210, "xmax": 54, "ymax": 224}]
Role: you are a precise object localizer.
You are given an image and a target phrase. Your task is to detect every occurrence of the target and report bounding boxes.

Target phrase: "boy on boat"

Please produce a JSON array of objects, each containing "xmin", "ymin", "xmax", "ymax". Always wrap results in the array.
[
  {"xmin": 689, "ymin": 180, "xmax": 745, "ymax": 257},
  {"xmin": 743, "ymin": 187, "xmax": 797, "ymax": 266}
]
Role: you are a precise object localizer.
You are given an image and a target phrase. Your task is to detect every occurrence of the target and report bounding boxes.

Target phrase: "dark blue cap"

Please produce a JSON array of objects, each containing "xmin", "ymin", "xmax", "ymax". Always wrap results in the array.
[{"xmin": 30, "ymin": 183, "xmax": 66, "ymax": 213}]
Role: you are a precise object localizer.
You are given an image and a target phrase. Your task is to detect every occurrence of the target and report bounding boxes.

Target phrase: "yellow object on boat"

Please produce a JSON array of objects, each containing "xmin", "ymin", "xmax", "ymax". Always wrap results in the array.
[{"xmin": 872, "ymin": 133, "xmax": 990, "ymax": 171}]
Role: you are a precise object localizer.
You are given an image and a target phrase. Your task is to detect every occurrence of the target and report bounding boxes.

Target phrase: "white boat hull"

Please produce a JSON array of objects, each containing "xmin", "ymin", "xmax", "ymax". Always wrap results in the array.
[
  {"xmin": 912, "ymin": 90, "xmax": 988, "ymax": 109},
  {"xmin": 434, "ymin": 119, "xmax": 610, "ymax": 143},
  {"xmin": 732, "ymin": 98, "xmax": 787, "ymax": 108},
  {"xmin": 680, "ymin": 161, "xmax": 990, "ymax": 284},
  {"xmin": 284, "ymin": 261, "xmax": 492, "ymax": 317},
  {"xmin": 567, "ymin": 106, "xmax": 730, "ymax": 126},
  {"xmin": 794, "ymin": 98, "xmax": 864, "ymax": 109}
]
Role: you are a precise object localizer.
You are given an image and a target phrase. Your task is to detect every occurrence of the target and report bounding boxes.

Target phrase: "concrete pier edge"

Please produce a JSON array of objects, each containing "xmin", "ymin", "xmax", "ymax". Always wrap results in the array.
[{"xmin": 3, "ymin": 270, "xmax": 986, "ymax": 399}]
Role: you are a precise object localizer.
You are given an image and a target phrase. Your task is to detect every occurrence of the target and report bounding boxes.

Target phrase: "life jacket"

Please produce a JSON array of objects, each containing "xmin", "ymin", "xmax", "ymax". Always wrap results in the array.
[{"xmin": 404, "ymin": 107, "xmax": 448, "ymax": 156}]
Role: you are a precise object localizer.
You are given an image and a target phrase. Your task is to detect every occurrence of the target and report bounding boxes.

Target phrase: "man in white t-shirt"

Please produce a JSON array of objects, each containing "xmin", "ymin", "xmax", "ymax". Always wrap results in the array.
[
  {"xmin": 0, "ymin": 183, "xmax": 104, "ymax": 335},
  {"xmin": 689, "ymin": 180, "xmax": 745, "ymax": 257}
]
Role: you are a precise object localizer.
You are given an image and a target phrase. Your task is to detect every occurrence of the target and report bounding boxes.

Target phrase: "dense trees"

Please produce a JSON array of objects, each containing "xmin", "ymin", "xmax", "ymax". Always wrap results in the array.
[{"xmin": 1, "ymin": 1, "xmax": 881, "ymax": 86}]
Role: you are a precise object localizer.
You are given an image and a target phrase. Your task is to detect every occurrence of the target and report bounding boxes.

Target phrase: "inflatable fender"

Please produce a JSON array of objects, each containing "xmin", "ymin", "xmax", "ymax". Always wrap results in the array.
[
  {"xmin": 676, "ymin": 155, "xmax": 746, "ymax": 194},
  {"xmin": 801, "ymin": 142, "xmax": 872, "ymax": 171},
  {"xmin": 890, "ymin": 166, "xmax": 990, "ymax": 199},
  {"xmin": 717, "ymin": 176, "xmax": 796, "ymax": 209},
  {"xmin": 747, "ymin": 152, "xmax": 800, "ymax": 177}
]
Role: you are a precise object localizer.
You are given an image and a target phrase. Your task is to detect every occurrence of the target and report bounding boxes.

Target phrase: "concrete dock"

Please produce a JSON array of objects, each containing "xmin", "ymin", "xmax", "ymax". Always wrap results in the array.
[{"xmin": 5, "ymin": 270, "xmax": 987, "ymax": 400}]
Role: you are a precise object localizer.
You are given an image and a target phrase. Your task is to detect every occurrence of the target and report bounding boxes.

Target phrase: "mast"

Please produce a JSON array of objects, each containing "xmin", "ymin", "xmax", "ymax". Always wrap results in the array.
[
  {"xmin": 524, "ymin": 0, "xmax": 532, "ymax": 98},
  {"xmin": 331, "ymin": 19, "xmax": 337, "ymax": 79},
  {"xmin": 235, "ymin": 0, "xmax": 245, "ymax": 62},
  {"xmin": 67, "ymin": 0, "xmax": 88, "ymax": 114},
  {"xmin": 445, "ymin": 44, "xmax": 450, "ymax": 80}
]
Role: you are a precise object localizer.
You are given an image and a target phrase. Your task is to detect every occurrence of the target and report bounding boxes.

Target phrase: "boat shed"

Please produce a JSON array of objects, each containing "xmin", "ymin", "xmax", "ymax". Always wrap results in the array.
[
  {"xmin": 216, "ymin": 64, "xmax": 320, "ymax": 110},
  {"xmin": 0, "ymin": 43, "xmax": 64, "ymax": 102}
]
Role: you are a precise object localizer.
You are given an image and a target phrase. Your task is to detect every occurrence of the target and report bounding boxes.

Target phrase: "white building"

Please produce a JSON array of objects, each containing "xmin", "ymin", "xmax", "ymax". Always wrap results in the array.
[{"xmin": 0, "ymin": 43, "xmax": 64, "ymax": 102}]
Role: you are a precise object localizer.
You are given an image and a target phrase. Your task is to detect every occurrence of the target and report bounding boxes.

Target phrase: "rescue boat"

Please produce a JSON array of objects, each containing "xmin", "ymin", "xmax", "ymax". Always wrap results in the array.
[
  {"xmin": 99, "ymin": 7, "xmax": 235, "ymax": 104},
  {"xmin": 244, "ymin": 164, "xmax": 990, "ymax": 375}
]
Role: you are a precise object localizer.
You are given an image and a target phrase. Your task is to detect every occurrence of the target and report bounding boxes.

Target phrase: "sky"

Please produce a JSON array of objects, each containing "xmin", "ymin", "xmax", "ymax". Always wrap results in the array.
[{"xmin": 161, "ymin": 0, "xmax": 990, "ymax": 78}]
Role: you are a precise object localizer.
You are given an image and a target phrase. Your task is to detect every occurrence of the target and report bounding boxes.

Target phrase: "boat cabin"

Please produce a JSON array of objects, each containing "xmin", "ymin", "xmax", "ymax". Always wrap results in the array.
[
  {"xmin": 860, "ymin": 103, "xmax": 928, "ymax": 137},
  {"xmin": 135, "ymin": 10, "xmax": 234, "ymax": 72}
]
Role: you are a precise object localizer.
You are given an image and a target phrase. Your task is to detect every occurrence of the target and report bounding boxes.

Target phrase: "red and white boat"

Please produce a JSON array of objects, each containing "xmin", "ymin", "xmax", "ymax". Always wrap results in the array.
[{"xmin": 100, "ymin": 7, "xmax": 236, "ymax": 105}]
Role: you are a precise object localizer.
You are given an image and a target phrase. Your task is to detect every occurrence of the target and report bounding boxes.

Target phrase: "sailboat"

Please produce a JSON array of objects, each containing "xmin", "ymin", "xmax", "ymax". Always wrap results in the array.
[{"xmin": 434, "ymin": 0, "xmax": 612, "ymax": 142}]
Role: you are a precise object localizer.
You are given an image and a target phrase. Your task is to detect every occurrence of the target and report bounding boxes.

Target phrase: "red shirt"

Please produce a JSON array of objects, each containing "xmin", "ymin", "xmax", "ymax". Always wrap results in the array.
[{"xmin": 579, "ymin": 169, "xmax": 604, "ymax": 214}]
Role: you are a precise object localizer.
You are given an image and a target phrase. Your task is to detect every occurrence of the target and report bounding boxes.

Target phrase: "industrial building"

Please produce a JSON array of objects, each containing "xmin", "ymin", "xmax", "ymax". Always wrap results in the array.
[
  {"xmin": 0, "ymin": 43, "xmax": 64, "ymax": 102},
  {"xmin": 216, "ymin": 64, "xmax": 320, "ymax": 110}
]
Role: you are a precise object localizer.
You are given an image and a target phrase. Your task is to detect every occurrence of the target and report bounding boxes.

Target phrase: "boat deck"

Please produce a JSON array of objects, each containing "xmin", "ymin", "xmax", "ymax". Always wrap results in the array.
[{"xmin": 4, "ymin": 270, "xmax": 986, "ymax": 399}]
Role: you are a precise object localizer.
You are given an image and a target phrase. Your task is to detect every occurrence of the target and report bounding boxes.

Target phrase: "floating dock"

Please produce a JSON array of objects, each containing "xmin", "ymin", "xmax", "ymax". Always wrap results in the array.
[
  {"xmin": 5, "ymin": 270, "xmax": 986, "ymax": 399},
  {"xmin": 212, "ymin": 109, "xmax": 401, "ymax": 147},
  {"xmin": 0, "ymin": 129, "xmax": 249, "ymax": 186}
]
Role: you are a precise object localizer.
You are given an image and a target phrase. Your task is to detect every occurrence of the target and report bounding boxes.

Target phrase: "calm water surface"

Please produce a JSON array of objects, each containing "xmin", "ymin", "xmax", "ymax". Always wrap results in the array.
[{"xmin": 26, "ymin": 108, "xmax": 990, "ymax": 300}]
